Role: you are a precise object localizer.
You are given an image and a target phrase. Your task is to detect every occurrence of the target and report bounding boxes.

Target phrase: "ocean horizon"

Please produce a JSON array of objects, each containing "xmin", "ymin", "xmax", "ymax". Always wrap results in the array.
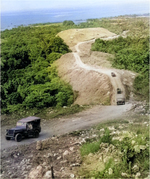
[{"xmin": 1, "ymin": 5, "xmax": 149, "ymax": 31}]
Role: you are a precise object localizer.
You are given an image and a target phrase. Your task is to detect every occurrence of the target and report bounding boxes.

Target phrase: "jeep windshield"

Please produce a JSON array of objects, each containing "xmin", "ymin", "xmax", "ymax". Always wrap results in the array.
[{"xmin": 16, "ymin": 122, "xmax": 27, "ymax": 127}]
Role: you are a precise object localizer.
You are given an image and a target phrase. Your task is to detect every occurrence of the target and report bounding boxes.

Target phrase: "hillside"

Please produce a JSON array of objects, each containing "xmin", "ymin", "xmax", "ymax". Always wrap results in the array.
[{"xmin": 56, "ymin": 28, "xmax": 136, "ymax": 105}]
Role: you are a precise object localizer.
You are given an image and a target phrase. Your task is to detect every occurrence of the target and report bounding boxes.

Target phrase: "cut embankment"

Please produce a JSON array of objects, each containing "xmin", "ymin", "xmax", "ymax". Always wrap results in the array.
[{"xmin": 56, "ymin": 28, "xmax": 135, "ymax": 105}]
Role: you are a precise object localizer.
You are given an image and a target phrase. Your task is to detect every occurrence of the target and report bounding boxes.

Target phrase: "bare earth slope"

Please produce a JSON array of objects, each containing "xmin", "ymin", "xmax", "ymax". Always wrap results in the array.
[
  {"xmin": 56, "ymin": 28, "xmax": 136, "ymax": 105},
  {"xmin": 57, "ymin": 28, "xmax": 116, "ymax": 48}
]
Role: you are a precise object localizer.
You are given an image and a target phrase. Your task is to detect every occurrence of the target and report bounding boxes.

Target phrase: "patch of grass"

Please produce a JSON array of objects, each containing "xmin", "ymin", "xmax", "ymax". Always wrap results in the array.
[
  {"xmin": 80, "ymin": 142, "xmax": 100, "ymax": 156},
  {"xmin": 91, "ymin": 159, "xmax": 120, "ymax": 178},
  {"xmin": 128, "ymin": 123, "xmax": 149, "ymax": 142},
  {"xmin": 80, "ymin": 128, "xmax": 112, "ymax": 156},
  {"xmin": 48, "ymin": 104, "xmax": 87, "ymax": 118},
  {"xmin": 131, "ymin": 114, "xmax": 149, "ymax": 123}
]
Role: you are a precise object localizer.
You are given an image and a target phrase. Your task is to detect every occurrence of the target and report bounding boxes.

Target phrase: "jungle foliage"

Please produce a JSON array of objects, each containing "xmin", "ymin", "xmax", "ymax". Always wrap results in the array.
[
  {"xmin": 1, "ymin": 26, "xmax": 73, "ymax": 114},
  {"xmin": 91, "ymin": 36, "xmax": 149, "ymax": 101}
]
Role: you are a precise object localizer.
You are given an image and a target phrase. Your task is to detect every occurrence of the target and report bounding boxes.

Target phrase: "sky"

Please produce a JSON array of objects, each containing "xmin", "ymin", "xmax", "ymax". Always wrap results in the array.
[{"xmin": 1, "ymin": 0, "xmax": 149, "ymax": 13}]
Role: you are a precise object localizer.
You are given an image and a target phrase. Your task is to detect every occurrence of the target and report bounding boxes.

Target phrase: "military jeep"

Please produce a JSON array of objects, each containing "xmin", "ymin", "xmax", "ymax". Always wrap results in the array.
[
  {"xmin": 117, "ymin": 88, "xmax": 122, "ymax": 94},
  {"xmin": 5, "ymin": 116, "xmax": 41, "ymax": 142},
  {"xmin": 116, "ymin": 93, "xmax": 125, "ymax": 105}
]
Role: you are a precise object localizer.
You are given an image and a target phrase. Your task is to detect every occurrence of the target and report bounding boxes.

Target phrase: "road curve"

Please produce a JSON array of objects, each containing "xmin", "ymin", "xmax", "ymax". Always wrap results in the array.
[{"xmin": 73, "ymin": 40, "xmax": 125, "ymax": 104}]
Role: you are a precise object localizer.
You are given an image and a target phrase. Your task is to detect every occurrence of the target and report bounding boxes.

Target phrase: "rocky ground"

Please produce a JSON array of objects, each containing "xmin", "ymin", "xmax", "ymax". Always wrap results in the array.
[{"xmin": 1, "ymin": 133, "xmax": 83, "ymax": 179}]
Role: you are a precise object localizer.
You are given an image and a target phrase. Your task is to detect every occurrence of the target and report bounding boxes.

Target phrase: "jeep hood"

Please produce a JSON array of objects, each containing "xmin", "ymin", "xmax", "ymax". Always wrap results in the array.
[{"xmin": 9, "ymin": 126, "xmax": 26, "ymax": 130}]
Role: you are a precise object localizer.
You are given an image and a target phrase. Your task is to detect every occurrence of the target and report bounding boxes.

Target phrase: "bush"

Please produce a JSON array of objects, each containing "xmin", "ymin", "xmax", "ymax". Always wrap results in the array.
[
  {"xmin": 63, "ymin": 20, "xmax": 75, "ymax": 26},
  {"xmin": 80, "ymin": 128, "xmax": 112, "ymax": 156}
]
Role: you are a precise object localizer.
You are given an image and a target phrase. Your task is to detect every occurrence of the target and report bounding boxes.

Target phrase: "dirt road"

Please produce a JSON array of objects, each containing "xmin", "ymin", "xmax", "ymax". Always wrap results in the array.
[
  {"xmin": 73, "ymin": 40, "xmax": 125, "ymax": 104},
  {"xmin": 1, "ymin": 103, "xmax": 132, "ymax": 150}
]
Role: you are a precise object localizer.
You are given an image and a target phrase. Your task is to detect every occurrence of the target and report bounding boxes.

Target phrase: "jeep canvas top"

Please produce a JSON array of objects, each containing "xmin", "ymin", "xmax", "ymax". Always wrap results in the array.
[{"xmin": 18, "ymin": 116, "xmax": 41, "ymax": 123}]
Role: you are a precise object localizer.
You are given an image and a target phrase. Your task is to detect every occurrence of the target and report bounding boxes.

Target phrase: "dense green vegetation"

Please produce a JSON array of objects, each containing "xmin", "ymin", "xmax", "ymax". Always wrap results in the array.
[
  {"xmin": 91, "ymin": 36, "xmax": 149, "ymax": 101},
  {"xmin": 1, "ymin": 26, "xmax": 73, "ymax": 114}
]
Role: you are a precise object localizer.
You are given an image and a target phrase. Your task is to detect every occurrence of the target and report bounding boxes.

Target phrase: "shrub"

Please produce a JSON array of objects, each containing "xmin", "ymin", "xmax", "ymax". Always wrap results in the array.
[
  {"xmin": 80, "ymin": 128, "xmax": 112, "ymax": 156},
  {"xmin": 63, "ymin": 20, "xmax": 75, "ymax": 26}
]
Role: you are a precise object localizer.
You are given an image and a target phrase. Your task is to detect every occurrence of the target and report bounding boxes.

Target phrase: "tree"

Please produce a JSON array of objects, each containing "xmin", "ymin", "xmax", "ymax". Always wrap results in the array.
[{"xmin": 63, "ymin": 20, "xmax": 75, "ymax": 26}]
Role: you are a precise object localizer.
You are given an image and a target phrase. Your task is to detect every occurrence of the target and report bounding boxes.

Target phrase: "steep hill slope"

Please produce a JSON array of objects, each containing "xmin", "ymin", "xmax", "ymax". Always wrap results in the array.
[{"xmin": 56, "ymin": 28, "xmax": 135, "ymax": 105}]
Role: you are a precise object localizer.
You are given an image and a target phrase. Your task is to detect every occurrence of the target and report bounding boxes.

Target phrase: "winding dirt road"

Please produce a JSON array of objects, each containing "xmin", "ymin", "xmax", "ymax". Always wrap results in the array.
[{"xmin": 73, "ymin": 40, "xmax": 125, "ymax": 104}]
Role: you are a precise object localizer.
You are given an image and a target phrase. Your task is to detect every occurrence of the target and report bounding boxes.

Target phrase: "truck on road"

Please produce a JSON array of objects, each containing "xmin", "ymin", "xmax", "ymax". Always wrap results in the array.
[{"xmin": 116, "ymin": 94, "xmax": 125, "ymax": 105}]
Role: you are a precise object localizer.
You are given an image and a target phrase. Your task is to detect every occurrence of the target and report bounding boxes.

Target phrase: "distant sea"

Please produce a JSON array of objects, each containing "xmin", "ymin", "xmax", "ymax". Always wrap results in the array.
[{"xmin": 1, "ymin": 5, "xmax": 149, "ymax": 31}]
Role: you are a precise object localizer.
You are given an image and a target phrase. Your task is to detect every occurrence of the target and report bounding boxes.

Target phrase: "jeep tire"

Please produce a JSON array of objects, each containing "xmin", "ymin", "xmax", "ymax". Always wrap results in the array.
[
  {"xmin": 15, "ymin": 133, "xmax": 22, "ymax": 142},
  {"xmin": 34, "ymin": 130, "xmax": 39, "ymax": 138},
  {"xmin": 5, "ymin": 136, "xmax": 10, "ymax": 140}
]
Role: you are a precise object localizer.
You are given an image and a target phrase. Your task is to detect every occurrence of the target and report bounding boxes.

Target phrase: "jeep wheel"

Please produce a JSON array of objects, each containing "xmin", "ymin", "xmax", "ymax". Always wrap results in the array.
[
  {"xmin": 5, "ymin": 136, "xmax": 10, "ymax": 140},
  {"xmin": 15, "ymin": 133, "xmax": 22, "ymax": 142},
  {"xmin": 34, "ymin": 130, "xmax": 39, "ymax": 138}
]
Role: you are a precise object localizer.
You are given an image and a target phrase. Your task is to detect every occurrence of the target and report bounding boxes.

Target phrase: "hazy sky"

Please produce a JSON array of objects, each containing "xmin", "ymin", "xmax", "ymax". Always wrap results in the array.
[{"xmin": 1, "ymin": 0, "xmax": 149, "ymax": 13}]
